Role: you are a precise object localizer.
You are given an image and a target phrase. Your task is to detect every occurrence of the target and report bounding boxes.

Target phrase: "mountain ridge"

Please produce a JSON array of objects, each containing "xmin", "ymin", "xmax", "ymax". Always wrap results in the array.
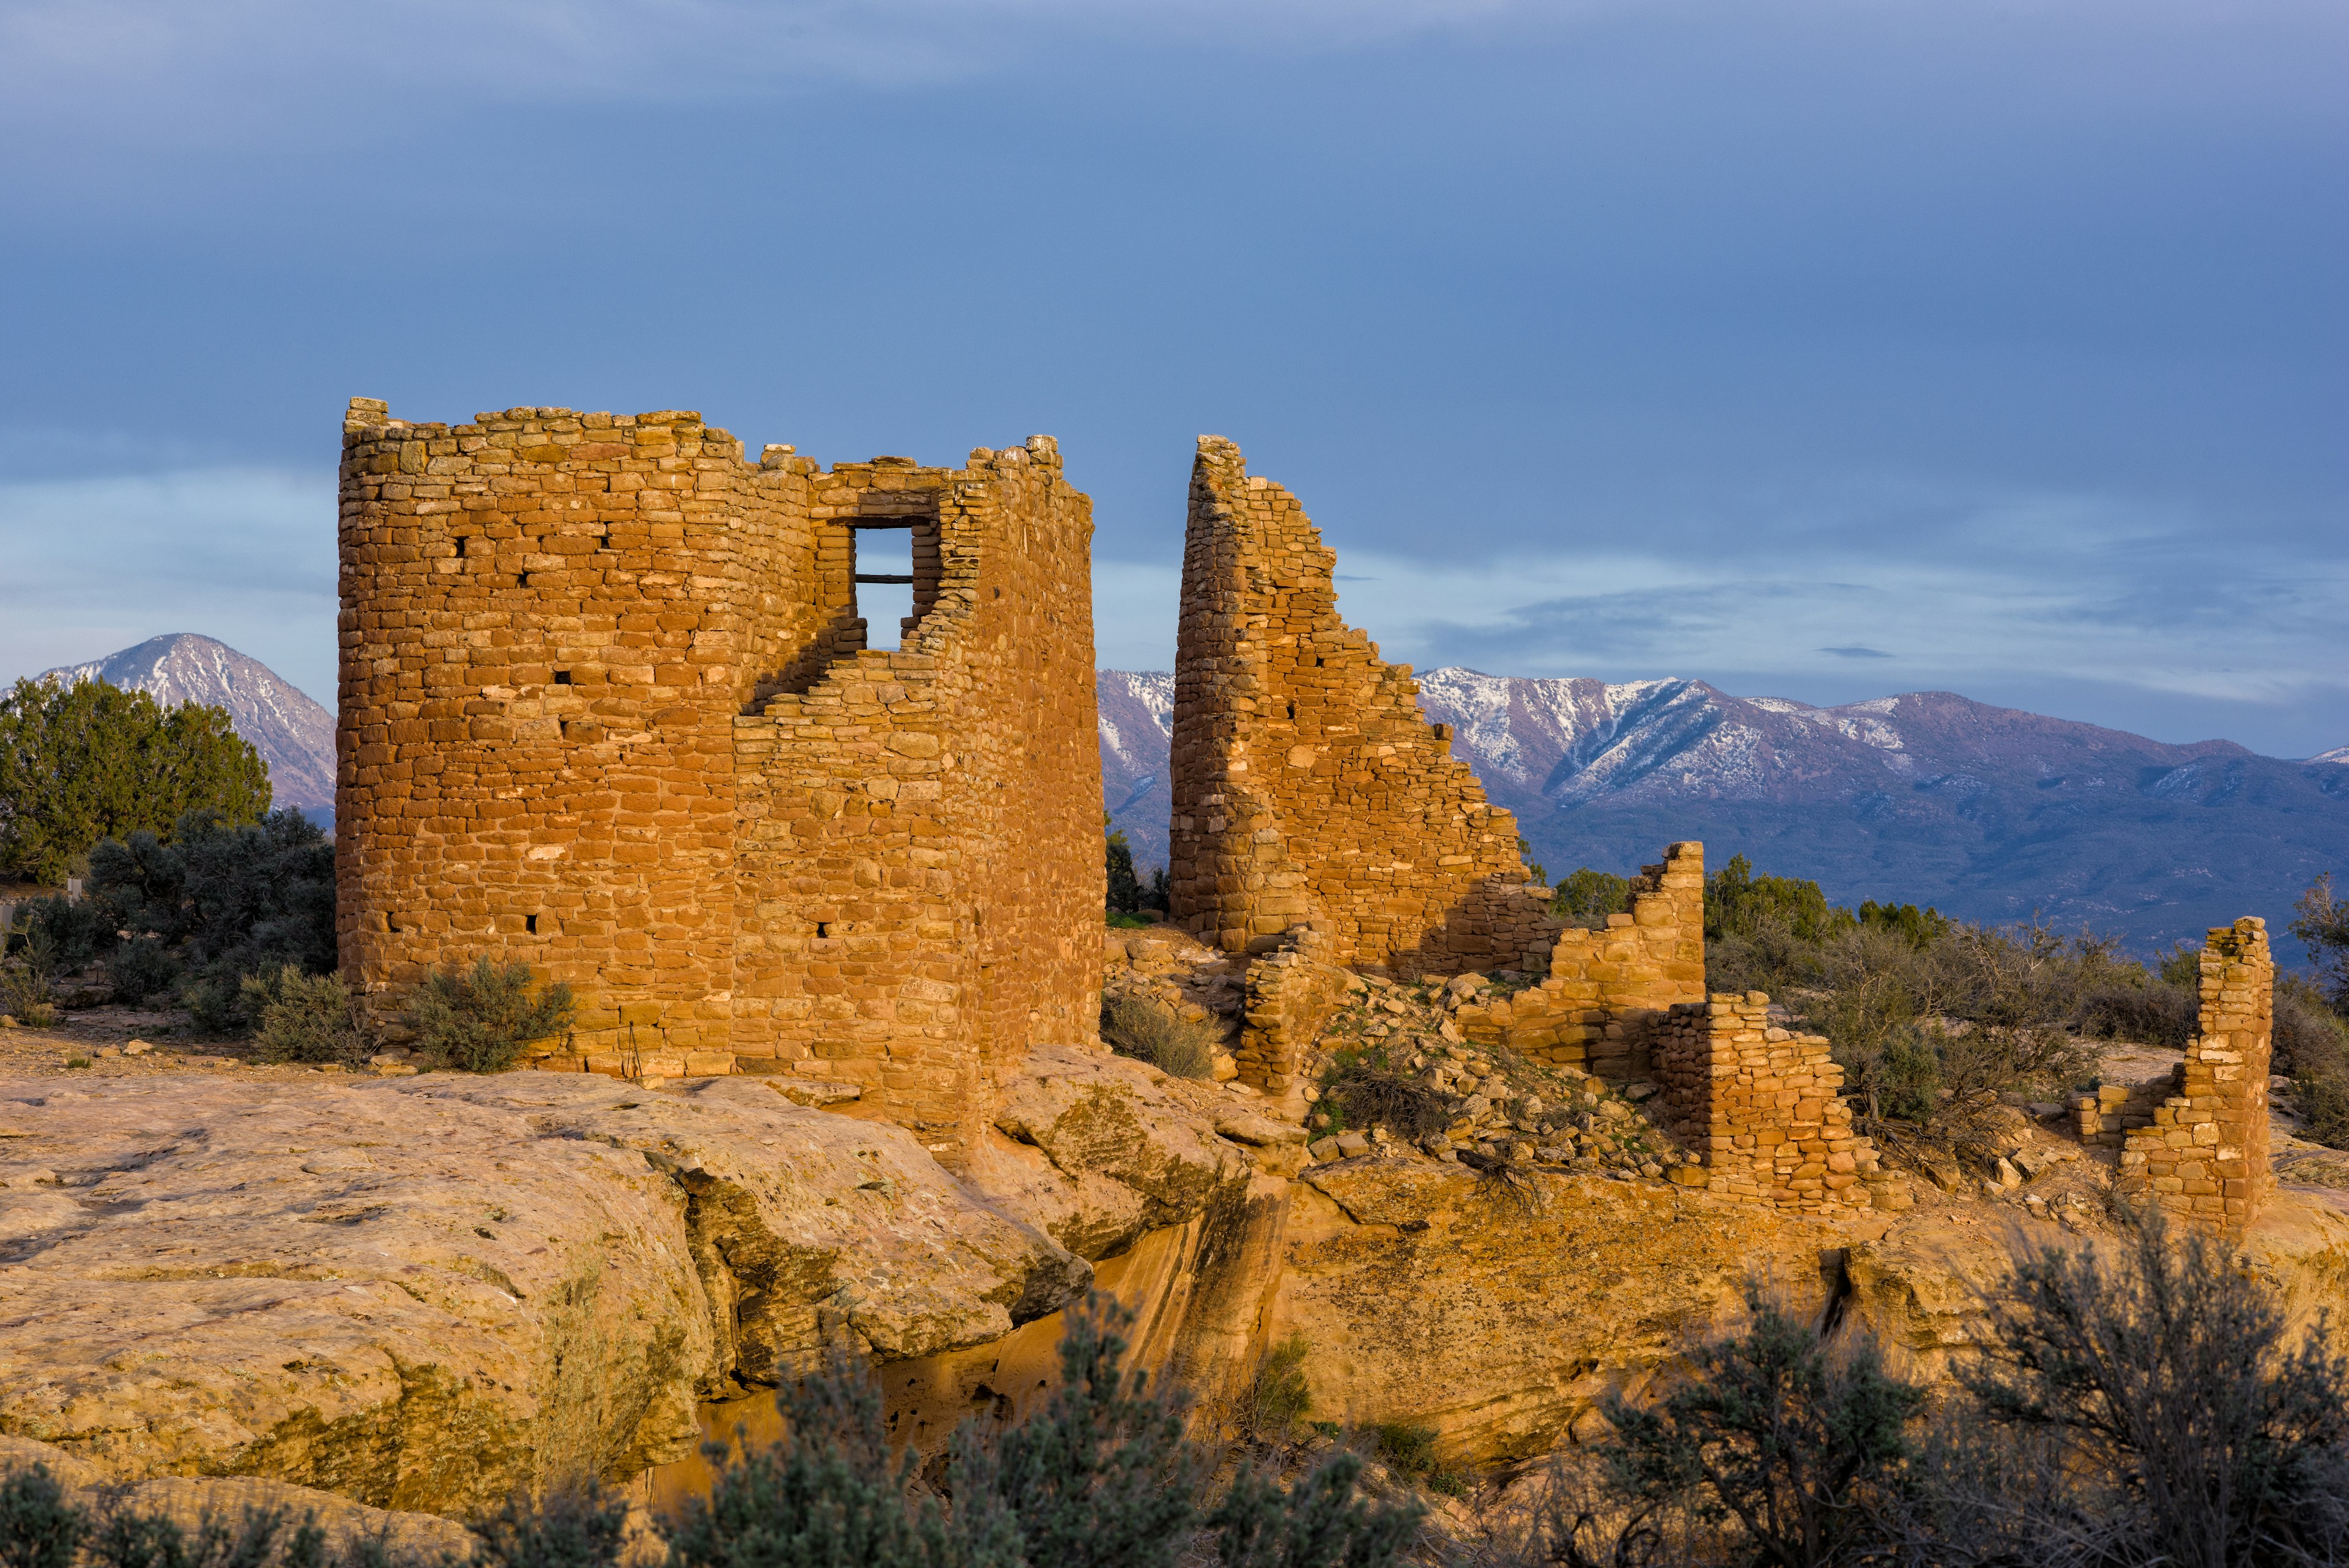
[
  {"xmin": 1100, "ymin": 667, "xmax": 2348, "ymax": 951},
  {"xmin": 37, "ymin": 634, "xmax": 336, "ymax": 814}
]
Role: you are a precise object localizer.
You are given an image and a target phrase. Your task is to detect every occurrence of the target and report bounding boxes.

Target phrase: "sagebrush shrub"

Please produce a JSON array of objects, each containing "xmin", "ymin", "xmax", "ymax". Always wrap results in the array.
[
  {"xmin": 243, "ymin": 966, "xmax": 373, "ymax": 1066},
  {"xmin": 1247, "ymin": 1333, "xmax": 1315, "ymax": 1441},
  {"xmin": 1101, "ymin": 991, "xmax": 1217, "ymax": 1079},
  {"xmin": 405, "ymin": 957, "xmax": 574, "ymax": 1073}
]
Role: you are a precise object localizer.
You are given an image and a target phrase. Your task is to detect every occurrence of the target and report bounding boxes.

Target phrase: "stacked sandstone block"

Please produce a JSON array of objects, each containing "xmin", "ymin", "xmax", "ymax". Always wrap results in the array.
[
  {"xmin": 1167, "ymin": 437, "xmax": 1554, "ymax": 978},
  {"xmin": 2069, "ymin": 1078, "xmax": 2173, "ymax": 1148},
  {"xmin": 1236, "ymin": 926, "xmax": 1350, "ymax": 1102},
  {"xmin": 1652, "ymin": 992, "xmax": 1881, "ymax": 1215},
  {"xmin": 338, "ymin": 400, "xmax": 1102, "ymax": 1164},
  {"xmin": 2117, "ymin": 917, "xmax": 2275, "ymax": 1232},
  {"xmin": 1451, "ymin": 844, "xmax": 1708, "ymax": 1079}
]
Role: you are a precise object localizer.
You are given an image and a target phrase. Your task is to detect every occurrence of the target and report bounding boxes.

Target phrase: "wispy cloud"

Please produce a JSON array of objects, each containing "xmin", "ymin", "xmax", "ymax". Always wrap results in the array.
[
  {"xmin": 1821, "ymin": 645, "xmax": 1894, "ymax": 658},
  {"xmin": 0, "ymin": 0, "xmax": 1542, "ymax": 146}
]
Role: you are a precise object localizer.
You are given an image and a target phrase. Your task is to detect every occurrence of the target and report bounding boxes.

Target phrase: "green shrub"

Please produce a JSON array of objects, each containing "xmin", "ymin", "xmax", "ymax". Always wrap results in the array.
[
  {"xmin": 1247, "ymin": 1333, "xmax": 1315, "ymax": 1441},
  {"xmin": 243, "ymin": 967, "xmax": 373, "ymax": 1066},
  {"xmin": 474, "ymin": 1487, "xmax": 629, "ymax": 1568},
  {"xmin": 1368, "ymin": 1422, "xmax": 1466, "ymax": 1496},
  {"xmin": 1101, "ymin": 991, "xmax": 1217, "ymax": 1079},
  {"xmin": 0, "ymin": 677, "xmax": 270, "ymax": 886},
  {"xmin": 1551, "ymin": 868, "xmax": 1631, "ymax": 931},
  {"xmin": 1598, "ymin": 1286, "xmax": 1921, "ymax": 1567},
  {"xmin": 671, "ymin": 1296, "xmax": 1414, "ymax": 1568},
  {"xmin": 0, "ymin": 1465, "xmax": 83, "ymax": 1568},
  {"xmin": 108, "ymin": 937, "xmax": 179, "ymax": 1006},
  {"xmin": 0, "ymin": 959, "xmax": 53, "ymax": 1028},
  {"xmin": 1705, "ymin": 855, "xmax": 1850, "ymax": 945},
  {"xmin": 7, "ymin": 897, "xmax": 111, "ymax": 972},
  {"xmin": 1107, "ymin": 819, "xmax": 1146, "ymax": 916},
  {"xmin": 1208, "ymin": 1451, "xmax": 1419, "ymax": 1567},
  {"xmin": 91, "ymin": 808, "xmax": 335, "ymax": 1029},
  {"xmin": 405, "ymin": 957, "xmax": 574, "ymax": 1073}
]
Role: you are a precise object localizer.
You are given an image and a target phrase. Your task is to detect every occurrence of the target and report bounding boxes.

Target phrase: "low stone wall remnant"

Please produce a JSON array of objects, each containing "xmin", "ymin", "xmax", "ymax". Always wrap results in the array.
[
  {"xmin": 1451, "ymin": 842, "xmax": 1707, "ymax": 1079},
  {"xmin": 1652, "ymin": 990, "xmax": 1885, "ymax": 1215}
]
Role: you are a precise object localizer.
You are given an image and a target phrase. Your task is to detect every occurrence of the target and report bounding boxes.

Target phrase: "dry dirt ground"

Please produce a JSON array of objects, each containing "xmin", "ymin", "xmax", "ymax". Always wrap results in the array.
[{"xmin": 0, "ymin": 1003, "xmax": 363, "ymax": 1083}]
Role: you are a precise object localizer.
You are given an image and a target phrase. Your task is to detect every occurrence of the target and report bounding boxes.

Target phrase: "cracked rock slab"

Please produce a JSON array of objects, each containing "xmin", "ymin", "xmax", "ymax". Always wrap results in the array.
[{"xmin": 0, "ymin": 1073, "xmax": 1083, "ymax": 1518}]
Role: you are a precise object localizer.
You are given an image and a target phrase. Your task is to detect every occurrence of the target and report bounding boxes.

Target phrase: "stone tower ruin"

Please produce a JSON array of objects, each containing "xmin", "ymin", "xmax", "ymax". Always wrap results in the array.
[
  {"xmin": 1167, "ymin": 437, "xmax": 1558, "ymax": 976},
  {"xmin": 336, "ymin": 399, "xmax": 1102, "ymax": 1159}
]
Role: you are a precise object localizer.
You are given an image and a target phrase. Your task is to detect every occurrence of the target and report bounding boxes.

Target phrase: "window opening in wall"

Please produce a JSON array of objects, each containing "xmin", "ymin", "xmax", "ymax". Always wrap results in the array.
[
  {"xmin": 552, "ymin": 669, "xmax": 572, "ymax": 685},
  {"xmin": 850, "ymin": 519, "xmax": 917, "ymax": 652},
  {"xmin": 817, "ymin": 922, "xmax": 833, "ymax": 939},
  {"xmin": 526, "ymin": 915, "xmax": 540, "ymax": 934}
]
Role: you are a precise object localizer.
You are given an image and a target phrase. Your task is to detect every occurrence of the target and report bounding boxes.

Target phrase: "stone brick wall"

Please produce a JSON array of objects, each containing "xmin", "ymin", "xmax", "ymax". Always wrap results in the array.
[
  {"xmin": 1452, "ymin": 843, "xmax": 1708, "ymax": 1079},
  {"xmin": 1652, "ymin": 992, "xmax": 1882, "ymax": 1214},
  {"xmin": 2117, "ymin": 916, "xmax": 2276, "ymax": 1232},
  {"xmin": 730, "ymin": 441, "xmax": 1104, "ymax": 1157},
  {"xmin": 1236, "ymin": 926, "xmax": 1351, "ymax": 1105},
  {"xmin": 1167, "ymin": 437, "xmax": 1551, "ymax": 978},
  {"xmin": 338, "ymin": 400, "xmax": 1100, "ymax": 1160},
  {"xmin": 2069, "ymin": 1077, "xmax": 2174, "ymax": 1148}
]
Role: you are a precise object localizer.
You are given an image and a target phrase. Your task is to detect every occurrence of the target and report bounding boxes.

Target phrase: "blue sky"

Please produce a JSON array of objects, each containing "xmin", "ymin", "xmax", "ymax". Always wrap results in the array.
[{"xmin": 2, "ymin": 0, "xmax": 2342, "ymax": 754}]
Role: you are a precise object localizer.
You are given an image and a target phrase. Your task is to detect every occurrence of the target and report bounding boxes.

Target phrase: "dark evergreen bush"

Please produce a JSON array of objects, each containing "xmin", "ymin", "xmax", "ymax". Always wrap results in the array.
[
  {"xmin": 0, "ymin": 678, "xmax": 269, "ymax": 886},
  {"xmin": 89, "ymin": 808, "xmax": 336, "ymax": 1029},
  {"xmin": 1106, "ymin": 823, "xmax": 1146, "ymax": 916}
]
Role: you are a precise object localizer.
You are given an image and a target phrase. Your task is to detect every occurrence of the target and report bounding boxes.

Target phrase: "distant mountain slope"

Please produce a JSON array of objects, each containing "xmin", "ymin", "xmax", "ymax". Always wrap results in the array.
[
  {"xmin": 1099, "ymin": 670, "xmax": 1173, "ymax": 866},
  {"xmin": 1099, "ymin": 667, "xmax": 2349, "ymax": 950},
  {"xmin": 39, "ymin": 634, "xmax": 335, "ymax": 814}
]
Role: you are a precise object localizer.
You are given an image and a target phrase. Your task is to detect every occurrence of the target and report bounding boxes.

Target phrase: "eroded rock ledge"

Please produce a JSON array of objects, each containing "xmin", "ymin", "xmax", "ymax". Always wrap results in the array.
[{"xmin": 0, "ymin": 1073, "xmax": 1088, "ymax": 1515}]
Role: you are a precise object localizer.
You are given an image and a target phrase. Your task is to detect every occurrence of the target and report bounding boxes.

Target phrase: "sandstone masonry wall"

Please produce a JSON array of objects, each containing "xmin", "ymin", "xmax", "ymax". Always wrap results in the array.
[
  {"xmin": 1167, "ymin": 437, "xmax": 1553, "ymax": 977},
  {"xmin": 338, "ymin": 399, "xmax": 1100, "ymax": 1160},
  {"xmin": 1236, "ymin": 926, "xmax": 1351, "ymax": 1102},
  {"xmin": 1452, "ymin": 844, "xmax": 1708, "ymax": 1078},
  {"xmin": 730, "ymin": 442, "xmax": 1104, "ymax": 1154},
  {"xmin": 2117, "ymin": 916, "xmax": 2275, "ymax": 1232},
  {"xmin": 1653, "ymin": 992, "xmax": 1882, "ymax": 1215}
]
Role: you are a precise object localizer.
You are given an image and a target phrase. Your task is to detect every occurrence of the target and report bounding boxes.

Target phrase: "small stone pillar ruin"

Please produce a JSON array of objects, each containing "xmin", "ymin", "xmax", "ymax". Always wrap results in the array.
[
  {"xmin": 2117, "ymin": 916, "xmax": 2276, "ymax": 1232},
  {"xmin": 1653, "ymin": 991, "xmax": 1883, "ymax": 1214}
]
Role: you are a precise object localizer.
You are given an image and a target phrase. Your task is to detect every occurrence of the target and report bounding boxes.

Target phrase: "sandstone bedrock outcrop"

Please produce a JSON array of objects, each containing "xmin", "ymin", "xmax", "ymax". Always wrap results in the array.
[
  {"xmin": 0, "ymin": 1072, "xmax": 1092, "ymax": 1515},
  {"xmin": 7, "ymin": 1056, "xmax": 2348, "ymax": 1533}
]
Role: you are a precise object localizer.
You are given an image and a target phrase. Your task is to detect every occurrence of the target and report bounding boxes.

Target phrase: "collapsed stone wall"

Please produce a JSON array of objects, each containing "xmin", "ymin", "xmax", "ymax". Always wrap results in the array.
[
  {"xmin": 1452, "ymin": 844, "xmax": 1707, "ymax": 1078},
  {"xmin": 338, "ymin": 400, "xmax": 1101, "ymax": 1158},
  {"xmin": 1653, "ymin": 992, "xmax": 1883, "ymax": 1215},
  {"xmin": 2117, "ymin": 916, "xmax": 2276, "ymax": 1232},
  {"xmin": 1167, "ymin": 437, "xmax": 1554, "ymax": 978},
  {"xmin": 1234, "ymin": 926, "xmax": 1351, "ymax": 1103}
]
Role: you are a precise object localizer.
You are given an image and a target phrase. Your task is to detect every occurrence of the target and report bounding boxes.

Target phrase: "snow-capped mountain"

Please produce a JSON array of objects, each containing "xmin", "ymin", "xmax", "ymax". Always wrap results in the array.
[
  {"xmin": 1099, "ymin": 669, "xmax": 1174, "ymax": 860},
  {"xmin": 1100, "ymin": 667, "xmax": 2349, "ymax": 948},
  {"xmin": 39, "ymin": 634, "xmax": 335, "ymax": 814},
  {"xmin": 2313, "ymin": 745, "xmax": 2349, "ymax": 765}
]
